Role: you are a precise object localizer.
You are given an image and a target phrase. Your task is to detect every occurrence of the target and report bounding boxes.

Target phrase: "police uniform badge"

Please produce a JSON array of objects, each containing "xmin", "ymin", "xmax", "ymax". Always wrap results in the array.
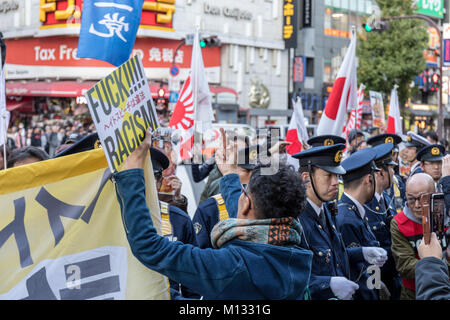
[
  {"xmin": 94, "ymin": 139, "xmax": 102, "ymax": 149},
  {"xmin": 385, "ymin": 136, "xmax": 394, "ymax": 144},
  {"xmin": 334, "ymin": 150, "xmax": 343, "ymax": 163},
  {"xmin": 249, "ymin": 149, "xmax": 258, "ymax": 161},
  {"xmin": 193, "ymin": 222, "xmax": 202, "ymax": 235},
  {"xmin": 407, "ymin": 135, "xmax": 412, "ymax": 142},
  {"xmin": 431, "ymin": 147, "xmax": 440, "ymax": 156},
  {"xmin": 324, "ymin": 138, "xmax": 334, "ymax": 146}
]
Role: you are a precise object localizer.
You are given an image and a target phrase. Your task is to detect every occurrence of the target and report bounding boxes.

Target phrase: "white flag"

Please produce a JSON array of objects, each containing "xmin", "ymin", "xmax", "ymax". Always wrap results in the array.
[{"xmin": 0, "ymin": 46, "xmax": 9, "ymax": 147}]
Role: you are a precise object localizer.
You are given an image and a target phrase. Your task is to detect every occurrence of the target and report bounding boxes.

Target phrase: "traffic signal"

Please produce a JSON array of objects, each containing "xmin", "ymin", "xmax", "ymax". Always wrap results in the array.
[
  {"xmin": 157, "ymin": 88, "xmax": 166, "ymax": 104},
  {"xmin": 431, "ymin": 73, "xmax": 440, "ymax": 92},
  {"xmin": 199, "ymin": 35, "xmax": 221, "ymax": 48},
  {"xmin": 362, "ymin": 20, "xmax": 389, "ymax": 32}
]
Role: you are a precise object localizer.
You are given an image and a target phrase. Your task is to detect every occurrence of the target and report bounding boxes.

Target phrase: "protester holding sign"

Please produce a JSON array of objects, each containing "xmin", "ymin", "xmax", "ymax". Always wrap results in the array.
[{"xmin": 113, "ymin": 128, "xmax": 313, "ymax": 299}]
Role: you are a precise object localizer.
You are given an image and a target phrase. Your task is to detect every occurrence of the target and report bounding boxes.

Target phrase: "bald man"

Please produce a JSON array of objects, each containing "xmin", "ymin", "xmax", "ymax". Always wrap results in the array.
[{"xmin": 390, "ymin": 173, "xmax": 436, "ymax": 300}]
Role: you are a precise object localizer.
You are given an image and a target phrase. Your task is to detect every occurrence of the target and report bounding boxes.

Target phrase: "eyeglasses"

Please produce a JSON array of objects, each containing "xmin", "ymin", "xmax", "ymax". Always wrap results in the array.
[
  {"xmin": 406, "ymin": 194, "xmax": 425, "ymax": 204},
  {"xmin": 153, "ymin": 170, "xmax": 163, "ymax": 181}
]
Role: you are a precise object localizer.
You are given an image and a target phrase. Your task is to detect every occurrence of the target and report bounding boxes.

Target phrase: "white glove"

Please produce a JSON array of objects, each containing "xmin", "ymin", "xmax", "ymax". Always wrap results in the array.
[
  {"xmin": 330, "ymin": 277, "xmax": 359, "ymax": 300},
  {"xmin": 362, "ymin": 247, "xmax": 388, "ymax": 267}
]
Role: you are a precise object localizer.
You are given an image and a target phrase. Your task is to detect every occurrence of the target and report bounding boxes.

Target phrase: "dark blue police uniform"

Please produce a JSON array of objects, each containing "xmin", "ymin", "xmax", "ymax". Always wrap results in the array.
[
  {"xmin": 363, "ymin": 143, "xmax": 401, "ymax": 300},
  {"xmin": 337, "ymin": 148, "xmax": 381, "ymax": 300},
  {"xmin": 367, "ymin": 133, "xmax": 406, "ymax": 213},
  {"xmin": 404, "ymin": 131, "xmax": 430, "ymax": 179},
  {"xmin": 292, "ymin": 144, "xmax": 365, "ymax": 300}
]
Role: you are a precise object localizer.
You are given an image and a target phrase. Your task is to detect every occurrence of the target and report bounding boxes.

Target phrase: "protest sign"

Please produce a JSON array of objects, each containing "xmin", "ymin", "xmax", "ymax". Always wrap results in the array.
[
  {"xmin": 369, "ymin": 90, "xmax": 386, "ymax": 130},
  {"xmin": 85, "ymin": 55, "xmax": 159, "ymax": 173},
  {"xmin": 0, "ymin": 148, "xmax": 169, "ymax": 300}
]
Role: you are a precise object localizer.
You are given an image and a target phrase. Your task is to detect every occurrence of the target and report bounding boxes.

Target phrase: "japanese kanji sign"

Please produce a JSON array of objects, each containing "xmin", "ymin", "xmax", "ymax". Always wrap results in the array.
[
  {"xmin": 85, "ymin": 55, "xmax": 159, "ymax": 173},
  {"xmin": 77, "ymin": 0, "xmax": 144, "ymax": 66},
  {"xmin": 0, "ymin": 148, "xmax": 169, "ymax": 300},
  {"xmin": 283, "ymin": 0, "xmax": 297, "ymax": 49}
]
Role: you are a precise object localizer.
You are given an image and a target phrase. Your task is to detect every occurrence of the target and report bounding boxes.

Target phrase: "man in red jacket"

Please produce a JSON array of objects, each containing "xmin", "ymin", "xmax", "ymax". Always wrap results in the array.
[{"xmin": 390, "ymin": 173, "xmax": 436, "ymax": 300}]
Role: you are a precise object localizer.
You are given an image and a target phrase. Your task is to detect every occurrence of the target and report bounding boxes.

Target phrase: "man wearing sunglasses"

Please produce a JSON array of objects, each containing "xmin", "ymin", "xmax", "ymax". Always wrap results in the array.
[{"xmin": 113, "ymin": 128, "xmax": 313, "ymax": 299}]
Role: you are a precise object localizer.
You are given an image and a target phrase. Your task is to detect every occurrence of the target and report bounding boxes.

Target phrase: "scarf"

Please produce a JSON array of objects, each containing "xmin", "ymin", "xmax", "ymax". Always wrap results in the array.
[{"xmin": 210, "ymin": 216, "xmax": 303, "ymax": 249}]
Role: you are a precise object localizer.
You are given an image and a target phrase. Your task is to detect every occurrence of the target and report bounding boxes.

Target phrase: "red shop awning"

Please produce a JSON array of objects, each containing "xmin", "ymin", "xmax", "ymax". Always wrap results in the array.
[
  {"xmin": 6, "ymin": 80, "xmax": 172, "ymax": 99},
  {"xmin": 6, "ymin": 97, "xmax": 34, "ymax": 112}
]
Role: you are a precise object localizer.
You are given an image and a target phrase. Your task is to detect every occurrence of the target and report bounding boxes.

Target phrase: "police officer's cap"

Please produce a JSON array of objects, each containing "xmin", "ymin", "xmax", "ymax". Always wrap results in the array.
[
  {"xmin": 292, "ymin": 143, "xmax": 346, "ymax": 175},
  {"xmin": 372, "ymin": 143, "xmax": 397, "ymax": 167},
  {"xmin": 237, "ymin": 144, "xmax": 262, "ymax": 170},
  {"xmin": 307, "ymin": 135, "xmax": 346, "ymax": 147},
  {"xmin": 367, "ymin": 133, "xmax": 402, "ymax": 148},
  {"xmin": 417, "ymin": 144, "xmax": 446, "ymax": 162},
  {"xmin": 341, "ymin": 148, "xmax": 380, "ymax": 183},
  {"xmin": 150, "ymin": 147, "xmax": 169, "ymax": 172},
  {"xmin": 54, "ymin": 132, "xmax": 100, "ymax": 158},
  {"xmin": 404, "ymin": 131, "xmax": 430, "ymax": 149}
]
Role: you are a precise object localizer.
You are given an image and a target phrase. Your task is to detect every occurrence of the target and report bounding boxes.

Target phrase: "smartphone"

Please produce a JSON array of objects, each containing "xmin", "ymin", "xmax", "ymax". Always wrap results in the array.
[{"xmin": 431, "ymin": 193, "xmax": 447, "ymax": 248}]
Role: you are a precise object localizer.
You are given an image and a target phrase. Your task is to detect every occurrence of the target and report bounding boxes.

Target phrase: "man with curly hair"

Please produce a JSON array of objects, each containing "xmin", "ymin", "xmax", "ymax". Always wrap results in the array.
[{"xmin": 113, "ymin": 128, "xmax": 313, "ymax": 300}]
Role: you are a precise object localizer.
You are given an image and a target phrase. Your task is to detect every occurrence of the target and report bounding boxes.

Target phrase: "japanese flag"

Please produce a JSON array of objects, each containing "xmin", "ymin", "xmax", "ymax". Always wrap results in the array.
[
  {"xmin": 387, "ymin": 85, "xmax": 402, "ymax": 135},
  {"xmin": 285, "ymin": 97, "xmax": 309, "ymax": 155},
  {"xmin": 169, "ymin": 29, "xmax": 214, "ymax": 161},
  {"xmin": 318, "ymin": 30, "xmax": 357, "ymax": 136}
]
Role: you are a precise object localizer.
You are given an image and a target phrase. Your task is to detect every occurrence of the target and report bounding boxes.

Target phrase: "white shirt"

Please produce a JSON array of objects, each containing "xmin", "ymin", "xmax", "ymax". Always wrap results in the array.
[
  {"xmin": 343, "ymin": 192, "xmax": 366, "ymax": 219},
  {"xmin": 307, "ymin": 198, "xmax": 322, "ymax": 218}
]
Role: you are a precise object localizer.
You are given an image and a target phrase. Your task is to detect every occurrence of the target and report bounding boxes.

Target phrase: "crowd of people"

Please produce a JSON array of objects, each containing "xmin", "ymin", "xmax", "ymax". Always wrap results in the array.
[{"xmin": 0, "ymin": 120, "xmax": 449, "ymax": 301}]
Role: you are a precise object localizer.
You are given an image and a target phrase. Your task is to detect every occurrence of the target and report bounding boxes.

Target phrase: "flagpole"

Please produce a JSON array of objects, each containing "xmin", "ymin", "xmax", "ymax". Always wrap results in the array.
[{"xmin": 0, "ymin": 44, "xmax": 6, "ymax": 170}]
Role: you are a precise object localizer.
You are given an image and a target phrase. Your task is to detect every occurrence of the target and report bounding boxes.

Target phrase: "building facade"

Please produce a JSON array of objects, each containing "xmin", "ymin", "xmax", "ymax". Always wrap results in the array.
[{"xmin": 0, "ymin": 0, "xmax": 289, "ymax": 127}]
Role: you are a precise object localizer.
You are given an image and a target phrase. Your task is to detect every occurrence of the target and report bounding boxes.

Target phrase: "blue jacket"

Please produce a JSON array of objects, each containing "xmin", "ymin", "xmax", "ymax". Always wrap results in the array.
[
  {"xmin": 113, "ymin": 169, "xmax": 313, "ymax": 300},
  {"xmin": 337, "ymin": 193, "xmax": 380, "ymax": 300}
]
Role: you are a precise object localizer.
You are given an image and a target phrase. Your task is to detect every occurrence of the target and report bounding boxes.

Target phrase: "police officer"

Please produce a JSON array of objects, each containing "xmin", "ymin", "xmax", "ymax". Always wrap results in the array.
[
  {"xmin": 306, "ymin": 135, "xmax": 347, "ymax": 199},
  {"xmin": 337, "ymin": 148, "xmax": 388, "ymax": 300},
  {"xmin": 367, "ymin": 133, "xmax": 406, "ymax": 214},
  {"xmin": 192, "ymin": 144, "xmax": 260, "ymax": 249},
  {"xmin": 293, "ymin": 144, "xmax": 362, "ymax": 300},
  {"xmin": 404, "ymin": 131, "xmax": 430, "ymax": 179},
  {"xmin": 363, "ymin": 143, "xmax": 402, "ymax": 300},
  {"xmin": 417, "ymin": 144, "xmax": 446, "ymax": 185},
  {"xmin": 150, "ymin": 147, "xmax": 200, "ymax": 299},
  {"xmin": 307, "ymin": 135, "xmax": 346, "ymax": 148}
]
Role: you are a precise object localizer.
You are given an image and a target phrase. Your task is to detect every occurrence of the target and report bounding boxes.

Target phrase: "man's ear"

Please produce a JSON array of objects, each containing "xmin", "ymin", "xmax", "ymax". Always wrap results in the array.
[
  {"xmin": 240, "ymin": 194, "xmax": 252, "ymax": 218},
  {"xmin": 420, "ymin": 162, "xmax": 424, "ymax": 171},
  {"xmin": 301, "ymin": 171, "xmax": 310, "ymax": 184}
]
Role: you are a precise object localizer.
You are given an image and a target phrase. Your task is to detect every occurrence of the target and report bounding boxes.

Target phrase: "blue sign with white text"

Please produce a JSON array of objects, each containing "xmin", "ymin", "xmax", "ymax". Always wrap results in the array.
[{"xmin": 77, "ymin": 0, "xmax": 144, "ymax": 66}]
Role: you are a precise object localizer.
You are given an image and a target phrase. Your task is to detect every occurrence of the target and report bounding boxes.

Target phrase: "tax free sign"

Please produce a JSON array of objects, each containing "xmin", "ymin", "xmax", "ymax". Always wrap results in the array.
[{"xmin": 415, "ymin": 0, "xmax": 444, "ymax": 19}]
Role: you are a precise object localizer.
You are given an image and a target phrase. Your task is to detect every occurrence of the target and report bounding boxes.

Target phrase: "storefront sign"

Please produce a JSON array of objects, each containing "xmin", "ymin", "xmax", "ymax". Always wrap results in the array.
[
  {"xmin": 443, "ymin": 24, "xmax": 450, "ymax": 67},
  {"xmin": 283, "ymin": 0, "xmax": 298, "ymax": 48},
  {"xmin": 303, "ymin": 0, "xmax": 312, "ymax": 27},
  {"xmin": 5, "ymin": 36, "xmax": 221, "ymax": 82},
  {"xmin": 203, "ymin": 3, "xmax": 252, "ymax": 21},
  {"xmin": 0, "ymin": 0, "xmax": 19, "ymax": 14},
  {"xmin": 293, "ymin": 56, "xmax": 306, "ymax": 83},
  {"xmin": 39, "ymin": 0, "xmax": 175, "ymax": 31},
  {"xmin": 415, "ymin": 0, "xmax": 444, "ymax": 19}
]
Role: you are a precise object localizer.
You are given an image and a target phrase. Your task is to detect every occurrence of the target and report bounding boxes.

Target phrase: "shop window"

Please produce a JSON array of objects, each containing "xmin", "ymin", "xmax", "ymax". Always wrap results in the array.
[
  {"xmin": 324, "ymin": 60, "xmax": 332, "ymax": 83},
  {"xmin": 306, "ymin": 57, "xmax": 314, "ymax": 77}
]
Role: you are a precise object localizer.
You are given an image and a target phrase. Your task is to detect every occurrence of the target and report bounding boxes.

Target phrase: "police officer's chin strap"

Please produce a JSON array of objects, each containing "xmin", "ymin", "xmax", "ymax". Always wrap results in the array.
[
  {"xmin": 369, "ymin": 170, "xmax": 377, "ymax": 202},
  {"xmin": 307, "ymin": 162, "xmax": 328, "ymax": 204}
]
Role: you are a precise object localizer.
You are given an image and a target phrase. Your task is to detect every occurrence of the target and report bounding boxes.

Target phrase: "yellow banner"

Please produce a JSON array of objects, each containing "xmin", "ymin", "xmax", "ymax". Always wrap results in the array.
[{"xmin": 0, "ymin": 148, "xmax": 169, "ymax": 300}]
